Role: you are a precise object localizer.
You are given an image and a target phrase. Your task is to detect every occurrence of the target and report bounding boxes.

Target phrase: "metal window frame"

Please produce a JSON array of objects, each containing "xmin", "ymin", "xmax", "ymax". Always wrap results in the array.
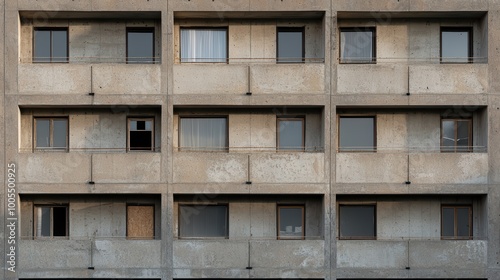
[
  {"xmin": 440, "ymin": 26, "xmax": 473, "ymax": 64},
  {"xmin": 337, "ymin": 115, "xmax": 377, "ymax": 152},
  {"xmin": 126, "ymin": 27, "xmax": 156, "ymax": 64},
  {"xmin": 33, "ymin": 117, "xmax": 69, "ymax": 152},
  {"xmin": 127, "ymin": 117, "xmax": 155, "ymax": 152},
  {"xmin": 276, "ymin": 26, "xmax": 306, "ymax": 63},
  {"xmin": 33, "ymin": 27, "xmax": 69, "ymax": 63},
  {"xmin": 179, "ymin": 27, "xmax": 229, "ymax": 63},
  {"xmin": 178, "ymin": 116, "xmax": 229, "ymax": 152},
  {"xmin": 276, "ymin": 116, "xmax": 305, "ymax": 151},
  {"xmin": 440, "ymin": 118, "xmax": 473, "ymax": 153},
  {"xmin": 339, "ymin": 27, "xmax": 376, "ymax": 64},
  {"xmin": 33, "ymin": 205, "xmax": 69, "ymax": 239}
]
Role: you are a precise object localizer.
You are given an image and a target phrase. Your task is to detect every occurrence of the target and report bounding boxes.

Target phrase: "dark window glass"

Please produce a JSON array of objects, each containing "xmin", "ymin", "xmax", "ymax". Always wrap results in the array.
[
  {"xmin": 339, "ymin": 205, "xmax": 376, "ymax": 239},
  {"xmin": 278, "ymin": 206, "xmax": 304, "ymax": 239},
  {"xmin": 442, "ymin": 206, "xmax": 472, "ymax": 239},
  {"xmin": 35, "ymin": 118, "xmax": 68, "ymax": 151},
  {"xmin": 277, "ymin": 27, "xmax": 304, "ymax": 63},
  {"xmin": 52, "ymin": 207, "xmax": 67, "ymax": 236},
  {"xmin": 179, "ymin": 205, "xmax": 228, "ymax": 238},
  {"xmin": 278, "ymin": 118, "xmax": 304, "ymax": 151},
  {"xmin": 441, "ymin": 119, "xmax": 472, "ymax": 152},
  {"xmin": 128, "ymin": 118, "xmax": 154, "ymax": 151},
  {"xmin": 339, "ymin": 117, "xmax": 375, "ymax": 152},
  {"xmin": 180, "ymin": 28, "xmax": 227, "ymax": 63},
  {"xmin": 127, "ymin": 28, "xmax": 155, "ymax": 64},
  {"xmin": 441, "ymin": 28, "xmax": 471, "ymax": 63},
  {"xmin": 34, "ymin": 28, "xmax": 68, "ymax": 63},
  {"xmin": 340, "ymin": 28, "xmax": 375, "ymax": 63},
  {"xmin": 179, "ymin": 117, "xmax": 228, "ymax": 151}
]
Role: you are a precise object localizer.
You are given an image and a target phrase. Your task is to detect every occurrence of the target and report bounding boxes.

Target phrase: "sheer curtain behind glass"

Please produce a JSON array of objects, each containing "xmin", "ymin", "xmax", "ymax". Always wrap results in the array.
[
  {"xmin": 181, "ymin": 29, "xmax": 227, "ymax": 62},
  {"xmin": 340, "ymin": 30, "xmax": 373, "ymax": 63},
  {"xmin": 180, "ymin": 118, "xmax": 227, "ymax": 151}
]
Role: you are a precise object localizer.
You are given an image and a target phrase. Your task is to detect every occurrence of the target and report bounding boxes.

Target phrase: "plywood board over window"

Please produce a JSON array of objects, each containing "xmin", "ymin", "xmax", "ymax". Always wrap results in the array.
[{"xmin": 127, "ymin": 205, "xmax": 155, "ymax": 239}]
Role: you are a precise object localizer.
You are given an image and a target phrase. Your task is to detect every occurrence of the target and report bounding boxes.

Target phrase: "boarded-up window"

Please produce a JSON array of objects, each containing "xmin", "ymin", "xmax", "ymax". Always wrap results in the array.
[{"xmin": 127, "ymin": 205, "xmax": 155, "ymax": 239}]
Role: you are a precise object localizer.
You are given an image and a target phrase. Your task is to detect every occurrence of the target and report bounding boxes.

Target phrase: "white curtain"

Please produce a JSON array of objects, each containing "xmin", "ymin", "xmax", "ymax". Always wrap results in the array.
[
  {"xmin": 180, "ymin": 118, "xmax": 227, "ymax": 150},
  {"xmin": 181, "ymin": 29, "xmax": 227, "ymax": 62},
  {"xmin": 341, "ymin": 31, "xmax": 373, "ymax": 63}
]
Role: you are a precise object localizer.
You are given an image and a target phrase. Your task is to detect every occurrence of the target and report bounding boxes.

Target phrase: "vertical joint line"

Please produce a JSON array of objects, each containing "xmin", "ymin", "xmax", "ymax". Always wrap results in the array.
[
  {"xmin": 247, "ymin": 65, "xmax": 251, "ymax": 93},
  {"xmin": 247, "ymin": 154, "xmax": 251, "ymax": 182}
]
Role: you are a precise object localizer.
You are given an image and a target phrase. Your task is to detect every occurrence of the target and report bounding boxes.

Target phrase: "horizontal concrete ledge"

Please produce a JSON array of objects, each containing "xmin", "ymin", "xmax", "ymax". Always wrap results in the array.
[
  {"xmin": 18, "ymin": 268, "xmax": 163, "ymax": 279},
  {"xmin": 169, "ymin": 1, "xmax": 328, "ymax": 13},
  {"xmin": 170, "ymin": 183, "xmax": 328, "ymax": 194},
  {"xmin": 172, "ymin": 94, "xmax": 329, "ymax": 107},
  {"xmin": 334, "ymin": 183, "xmax": 490, "ymax": 195},
  {"xmin": 16, "ymin": 94, "xmax": 166, "ymax": 106},
  {"xmin": 17, "ymin": 183, "xmax": 165, "ymax": 194},
  {"xmin": 336, "ymin": 268, "xmax": 486, "ymax": 279},
  {"xmin": 173, "ymin": 268, "xmax": 326, "ymax": 279},
  {"xmin": 17, "ymin": 0, "xmax": 165, "ymax": 11}
]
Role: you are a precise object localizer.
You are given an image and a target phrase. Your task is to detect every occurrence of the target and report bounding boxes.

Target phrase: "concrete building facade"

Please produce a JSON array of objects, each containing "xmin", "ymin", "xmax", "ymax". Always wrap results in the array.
[{"xmin": 1, "ymin": 0, "xmax": 499, "ymax": 280}]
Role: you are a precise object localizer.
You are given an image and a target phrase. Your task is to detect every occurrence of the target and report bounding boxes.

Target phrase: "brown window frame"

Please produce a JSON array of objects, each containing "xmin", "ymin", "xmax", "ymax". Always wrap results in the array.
[
  {"xmin": 127, "ymin": 117, "xmax": 155, "ymax": 152},
  {"xmin": 338, "ymin": 204, "xmax": 377, "ymax": 240},
  {"xmin": 179, "ymin": 27, "xmax": 229, "ymax": 63},
  {"xmin": 34, "ymin": 204, "xmax": 69, "ymax": 239},
  {"xmin": 441, "ymin": 205, "xmax": 473, "ymax": 240},
  {"xmin": 178, "ymin": 116, "xmax": 229, "ymax": 152},
  {"xmin": 33, "ymin": 27, "xmax": 69, "ymax": 63},
  {"xmin": 126, "ymin": 204, "xmax": 155, "ymax": 240},
  {"xmin": 277, "ymin": 205, "xmax": 305, "ymax": 240},
  {"xmin": 440, "ymin": 118, "xmax": 472, "ymax": 153},
  {"xmin": 339, "ymin": 27, "xmax": 376, "ymax": 64},
  {"xmin": 440, "ymin": 27, "xmax": 473, "ymax": 64},
  {"xmin": 33, "ymin": 117, "xmax": 69, "ymax": 152},
  {"xmin": 276, "ymin": 27, "xmax": 305, "ymax": 63},
  {"xmin": 126, "ymin": 27, "xmax": 156, "ymax": 64},
  {"xmin": 338, "ymin": 115, "xmax": 377, "ymax": 152},
  {"xmin": 277, "ymin": 116, "xmax": 305, "ymax": 151}
]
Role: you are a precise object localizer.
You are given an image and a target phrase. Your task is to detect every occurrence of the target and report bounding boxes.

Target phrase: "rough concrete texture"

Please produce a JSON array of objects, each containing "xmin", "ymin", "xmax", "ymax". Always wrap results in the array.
[
  {"xmin": 18, "ymin": 64, "xmax": 91, "ymax": 95},
  {"xmin": 18, "ymin": 153, "xmax": 91, "ymax": 183},
  {"xmin": 93, "ymin": 65, "xmax": 161, "ymax": 95},
  {"xmin": 92, "ymin": 153, "xmax": 162, "ymax": 183},
  {"xmin": 337, "ymin": 64, "xmax": 408, "ymax": 94},
  {"xmin": 336, "ymin": 153, "xmax": 408, "ymax": 183}
]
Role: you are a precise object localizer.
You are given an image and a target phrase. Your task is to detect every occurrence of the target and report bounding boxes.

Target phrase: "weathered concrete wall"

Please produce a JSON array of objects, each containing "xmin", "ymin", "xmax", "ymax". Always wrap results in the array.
[
  {"xmin": 18, "ymin": 153, "xmax": 91, "ymax": 183},
  {"xmin": 336, "ymin": 153, "xmax": 408, "ymax": 183},
  {"xmin": 337, "ymin": 64, "xmax": 408, "ymax": 94},
  {"xmin": 92, "ymin": 153, "xmax": 162, "ymax": 183}
]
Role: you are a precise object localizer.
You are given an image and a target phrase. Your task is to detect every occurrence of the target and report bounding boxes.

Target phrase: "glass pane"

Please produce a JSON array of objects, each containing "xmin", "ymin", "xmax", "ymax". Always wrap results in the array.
[
  {"xmin": 279, "ymin": 207, "xmax": 303, "ymax": 238},
  {"xmin": 339, "ymin": 117, "xmax": 375, "ymax": 151},
  {"xmin": 53, "ymin": 119, "xmax": 67, "ymax": 149},
  {"xmin": 442, "ymin": 120, "xmax": 455, "ymax": 152},
  {"xmin": 179, "ymin": 205, "xmax": 227, "ymax": 238},
  {"xmin": 52, "ymin": 207, "xmax": 67, "ymax": 236},
  {"xmin": 128, "ymin": 31, "xmax": 154, "ymax": 63},
  {"xmin": 278, "ymin": 119, "xmax": 303, "ymax": 150},
  {"xmin": 52, "ymin": 30, "xmax": 68, "ymax": 62},
  {"xmin": 457, "ymin": 208, "xmax": 471, "ymax": 238},
  {"xmin": 34, "ymin": 30, "xmax": 51, "ymax": 62},
  {"xmin": 181, "ymin": 29, "xmax": 227, "ymax": 63},
  {"xmin": 340, "ymin": 30, "xmax": 374, "ymax": 63},
  {"xmin": 442, "ymin": 31, "xmax": 469, "ymax": 63},
  {"xmin": 180, "ymin": 118, "xmax": 227, "ymax": 151},
  {"xmin": 339, "ymin": 206, "xmax": 375, "ymax": 238},
  {"xmin": 442, "ymin": 207, "xmax": 455, "ymax": 238},
  {"xmin": 130, "ymin": 120, "xmax": 153, "ymax": 131},
  {"xmin": 277, "ymin": 30, "xmax": 303, "ymax": 63},
  {"xmin": 36, "ymin": 119, "xmax": 50, "ymax": 148},
  {"xmin": 37, "ymin": 207, "xmax": 51, "ymax": 237},
  {"xmin": 456, "ymin": 120, "xmax": 471, "ymax": 151}
]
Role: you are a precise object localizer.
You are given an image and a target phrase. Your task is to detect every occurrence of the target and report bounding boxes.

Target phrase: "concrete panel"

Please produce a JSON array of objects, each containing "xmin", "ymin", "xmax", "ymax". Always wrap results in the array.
[
  {"xmin": 377, "ymin": 114, "xmax": 407, "ymax": 152},
  {"xmin": 249, "ymin": 0, "xmax": 327, "ymax": 10},
  {"xmin": 173, "ymin": 65, "xmax": 248, "ymax": 95},
  {"xmin": 409, "ymin": 240, "xmax": 487, "ymax": 269},
  {"xmin": 93, "ymin": 240, "xmax": 161, "ymax": 268},
  {"xmin": 337, "ymin": 64, "xmax": 407, "ymax": 94},
  {"xmin": 336, "ymin": 153, "xmax": 407, "ymax": 183},
  {"xmin": 69, "ymin": 113, "xmax": 127, "ymax": 151},
  {"xmin": 409, "ymin": 153, "xmax": 488, "ymax": 184},
  {"xmin": 407, "ymin": 113, "xmax": 440, "ymax": 152},
  {"xmin": 70, "ymin": 202, "xmax": 126, "ymax": 238},
  {"xmin": 250, "ymin": 23, "xmax": 276, "ymax": 61},
  {"xmin": 409, "ymin": 64, "xmax": 488, "ymax": 94},
  {"xmin": 229, "ymin": 23, "xmax": 251, "ymax": 63},
  {"xmin": 251, "ymin": 64, "xmax": 325, "ymax": 94},
  {"xmin": 251, "ymin": 153, "xmax": 325, "ymax": 183},
  {"xmin": 409, "ymin": 0, "xmax": 488, "ymax": 11},
  {"xmin": 92, "ymin": 153, "xmax": 161, "ymax": 183},
  {"xmin": 409, "ymin": 22, "xmax": 440, "ymax": 63},
  {"xmin": 229, "ymin": 114, "xmax": 276, "ymax": 151},
  {"xmin": 229, "ymin": 203, "xmax": 251, "ymax": 238},
  {"xmin": 18, "ymin": 64, "xmax": 91, "ymax": 95},
  {"xmin": 18, "ymin": 153, "xmax": 91, "ymax": 183},
  {"xmin": 250, "ymin": 240, "xmax": 324, "ymax": 268},
  {"xmin": 337, "ymin": 241, "xmax": 408, "ymax": 268},
  {"xmin": 173, "ymin": 153, "xmax": 247, "ymax": 183},
  {"xmin": 19, "ymin": 240, "xmax": 90, "ymax": 269},
  {"xmin": 173, "ymin": 240, "xmax": 248, "ymax": 268},
  {"xmin": 377, "ymin": 24, "xmax": 408, "ymax": 63},
  {"xmin": 93, "ymin": 65, "xmax": 161, "ymax": 95},
  {"xmin": 250, "ymin": 203, "xmax": 276, "ymax": 238}
]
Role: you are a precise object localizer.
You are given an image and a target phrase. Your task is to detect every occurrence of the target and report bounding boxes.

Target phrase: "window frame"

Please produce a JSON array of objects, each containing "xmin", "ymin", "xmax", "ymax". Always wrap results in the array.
[
  {"xmin": 33, "ymin": 117, "xmax": 69, "ymax": 152},
  {"xmin": 178, "ymin": 116, "xmax": 229, "ymax": 152},
  {"xmin": 339, "ymin": 27, "xmax": 376, "ymax": 64},
  {"xmin": 33, "ymin": 27, "xmax": 69, "ymax": 63},
  {"xmin": 276, "ymin": 27, "xmax": 305, "ymax": 63},
  {"xmin": 179, "ymin": 27, "xmax": 229, "ymax": 63},
  {"xmin": 126, "ymin": 27, "xmax": 156, "ymax": 64},
  {"xmin": 126, "ymin": 204, "xmax": 155, "ymax": 240},
  {"xmin": 277, "ymin": 116, "xmax": 305, "ymax": 151},
  {"xmin": 127, "ymin": 117, "xmax": 155, "ymax": 152},
  {"xmin": 440, "ymin": 27, "xmax": 473, "ymax": 64},
  {"xmin": 440, "ymin": 118, "xmax": 472, "ymax": 153},
  {"xmin": 338, "ymin": 204, "xmax": 377, "ymax": 240},
  {"xmin": 441, "ymin": 205, "xmax": 473, "ymax": 240},
  {"xmin": 34, "ymin": 205, "xmax": 69, "ymax": 239},
  {"xmin": 277, "ymin": 205, "xmax": 305, "ymax": 240},
  {"xmin": 338, "ymin": 115, "xmax": 377, "ymax": 152},
  {"xmin": 178, "ymin": 204, "xmax": 229, "ymax": 239}
]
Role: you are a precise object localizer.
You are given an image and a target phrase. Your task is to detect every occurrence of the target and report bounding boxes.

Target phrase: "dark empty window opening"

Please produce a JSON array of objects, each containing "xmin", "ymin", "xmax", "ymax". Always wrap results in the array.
[{"xmin": 128, "ymin": 118, "xmax": 154, "ymax": 151}]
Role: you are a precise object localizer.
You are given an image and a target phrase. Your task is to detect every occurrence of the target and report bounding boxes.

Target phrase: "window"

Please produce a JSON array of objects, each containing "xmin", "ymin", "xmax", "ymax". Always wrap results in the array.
[
  {"xmin": 277, "ymin": 27, "xmax": 305, "ymax": 63},
  {"xmin": 34, "ymin": 117, "xmax": 68, "ymax": 151},
  {"xmin": 180, "ymin": 28, "xmax": 227, "ymax": 63},
  {"xmin": 127, "ymin": 28, "xmax": 155, "ymax": 64},
  {"xmin": 441, "ymin": 119, "xmax": 472, "ymax": 152},
  {"xmin": 339, "ymin": 27, "xmax": 376, "ymax": 63},
  {"xmin": 35, "ymin": 205, "xmax": 68, "ymax": 238},
  {"xmin": 277, "ymin": 117, "xmax": 305, "ymax": 151},
  {"xmin": 179, "ymin": 205, "xmax": 228, "ymax": 238},
  {"xmin": 127, "ymin": 205, "xmax": 155, "ymax": 240},
  {"xmin": 179, "ymin": 117, "xmax": 228, "ymax": 151},
  {"xmin": 441, "ymin": 27, "xmax": 472, "ymax": 63},
  {"xmin": 277, "ymin": 205, "xmax": 305, "ymax": 240},
  {"xmin": 442, "ymin": 205, "xmax": 472, "ymax": 239},
  {"xmin": 339, "ymin": 205, "xmax": 376, "ymax": 240},
  {"xmin": 33, "ymin": 28, "xmax": 68, "ymax": 63},
  {"xmin": 338, "ymin": 116, "xmax": 376, "ymax": 152},
  {"xmin": 128, "ymin": 118, "xmax": 154, "ymax": 151}
]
